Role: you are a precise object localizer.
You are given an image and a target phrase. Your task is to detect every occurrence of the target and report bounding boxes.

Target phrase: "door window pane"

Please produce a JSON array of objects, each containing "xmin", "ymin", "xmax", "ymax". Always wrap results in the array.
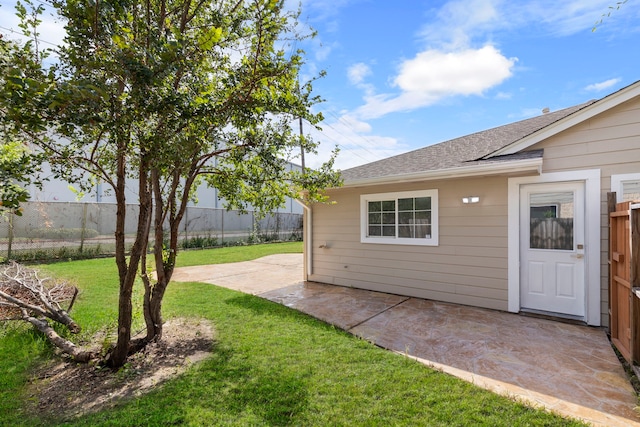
[{"xmin": 530, "ymin": 192, "xmax": 574, "ymax": 250}]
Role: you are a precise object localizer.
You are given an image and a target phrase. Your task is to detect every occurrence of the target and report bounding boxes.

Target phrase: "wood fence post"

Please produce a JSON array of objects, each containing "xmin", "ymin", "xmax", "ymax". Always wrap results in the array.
[
  {"xmin": 632, "ymin": 205, "xmax": 640, "ymax": 363},
  {"xmin": 607, "ymin": 192, "xmax": 616, "ymax": 332}
]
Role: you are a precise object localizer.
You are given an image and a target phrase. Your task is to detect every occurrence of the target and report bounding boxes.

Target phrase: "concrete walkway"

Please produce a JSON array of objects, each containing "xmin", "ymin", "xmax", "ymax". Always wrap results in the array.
[{"xmin": 171, "ymin": 254, "xmax": 639, "ymax": 426}]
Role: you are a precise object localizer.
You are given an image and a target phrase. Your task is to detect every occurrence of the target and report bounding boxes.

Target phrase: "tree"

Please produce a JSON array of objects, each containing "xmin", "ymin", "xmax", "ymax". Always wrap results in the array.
[
  {"xmin": 1, "ymin": 0, "xmax": 340, "ymax": 367},
  {"xmin": 0, "ymin": 34, "xmax": 44, "ymax": 215},
  {"xmin": 0, "ymin": 141, "xmax": 35, "ymax": 215}
]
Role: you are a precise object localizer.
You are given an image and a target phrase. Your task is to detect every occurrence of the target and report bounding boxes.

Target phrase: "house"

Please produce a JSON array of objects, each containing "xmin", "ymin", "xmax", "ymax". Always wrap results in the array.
[{"xmin": 303, "ymin": 80, "xmax": 640, "ymax": 327}]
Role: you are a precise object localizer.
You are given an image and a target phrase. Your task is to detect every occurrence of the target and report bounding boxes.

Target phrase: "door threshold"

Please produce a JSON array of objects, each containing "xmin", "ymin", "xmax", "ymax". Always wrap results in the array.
[{"xmin": 519, "ymin": 308, "xmax": 586, "ymax": 325}]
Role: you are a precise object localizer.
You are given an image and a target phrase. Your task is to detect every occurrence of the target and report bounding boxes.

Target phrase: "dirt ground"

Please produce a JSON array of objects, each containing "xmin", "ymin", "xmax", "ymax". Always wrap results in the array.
[{"xmin": 25, "ymin": 318, "xmax": 215, "ymax": 421}]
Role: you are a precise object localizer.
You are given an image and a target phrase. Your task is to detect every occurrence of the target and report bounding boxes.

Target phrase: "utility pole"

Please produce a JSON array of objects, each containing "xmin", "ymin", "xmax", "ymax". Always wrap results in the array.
[
  {"xmin": 297, "ymin": 79, "xmax": 306, "ymax": 173},
  {"xmin": 298, "ymin": 115, "xmax": 306, "ymax": 173}
]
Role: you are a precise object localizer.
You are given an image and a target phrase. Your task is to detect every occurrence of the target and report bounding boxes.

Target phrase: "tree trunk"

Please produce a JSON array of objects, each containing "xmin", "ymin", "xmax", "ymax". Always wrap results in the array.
[
  {"xmin": 109, "ymin": 147, "xmax": 153, "ymax": 368},
  {"xmin": 143, "ymin": 168, "xmax": 189, "ymax": 343},
  {"xmin": 146, "ymin": 277, "xmax": 167, "ymax": 341},
  {"xmin": 144, "ymin": 168, "xmax": 168, "ymax": 342},
  {"xmin": 110, "ymin": 281, "xmax": 133, "ymax": 367}
]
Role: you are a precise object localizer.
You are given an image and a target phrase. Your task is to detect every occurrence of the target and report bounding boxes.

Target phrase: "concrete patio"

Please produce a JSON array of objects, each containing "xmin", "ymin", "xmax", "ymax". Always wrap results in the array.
[{"xmin": 171, "ymin": 253, "xmax": 639, "ymax": 426}]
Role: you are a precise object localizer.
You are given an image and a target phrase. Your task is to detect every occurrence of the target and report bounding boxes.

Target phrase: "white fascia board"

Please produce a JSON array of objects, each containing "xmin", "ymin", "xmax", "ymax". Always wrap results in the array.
[
  {"xmin": 341, "ymin": 157, "xmax": 542, "ymax": 188},
  {"xmin": 488, "ymin": 81, "xmax": 640, "ymax": 158}
]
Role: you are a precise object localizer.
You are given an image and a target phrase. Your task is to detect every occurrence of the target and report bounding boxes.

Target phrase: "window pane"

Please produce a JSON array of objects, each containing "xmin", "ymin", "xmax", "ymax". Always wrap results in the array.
[
  {"xmin": 382, "ymin": 200, "xmax": 395, "ymax": 211},
  {"xmin": 416, "ymin": 224, "xmax": 431, "ymax": 239},
  {"xmin": 368, "ymin": 212, "xmax": 381, "ymax": 225},
  {"xmin": 415, "ymin": 197, "xmax": 431, "ymax": 210},
  {"xmin": 398, "ymin": 211, "xmax": 414, "ymax": 224},
  {"xmin": 530, "ymin": 191, "xmax": 574, "ymax": 250},
  {"xmin": 368, "ymin": 226, "xmax": 381, "ymax": 237},
  {"xmin": 398, "ymin": 198, "xmax": 413, "ymax": 211},
  {"xmin": 368, "ymin": 201, "xmax": 381, "ymax": 213},
  {"xmin": 415, "ymin": 211, "xmax": 431, "ymax": 223},
  {"xmin": 398, "ymin": 225, "xmax": 413, "ymax": 238},
  {"xmin": 383, "ymin": 212, "xmax": 395, "ymax": 224},
  {"xmin": 382, "ymin": 225, "xmax": 396, "ymax": 236},
  {"xmin": 530, "ymin": 206, "xmax": 557, "ymax": 219},
  {"xmin": 622, "ymin": 181, "xmax": 640, "ymax": 202}
]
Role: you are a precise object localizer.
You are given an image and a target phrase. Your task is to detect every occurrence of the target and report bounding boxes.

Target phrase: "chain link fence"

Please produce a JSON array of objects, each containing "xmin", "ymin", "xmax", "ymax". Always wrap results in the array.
[{"xmin": 0, "ymin": 201, "xmax": 303, "ymax": 262}]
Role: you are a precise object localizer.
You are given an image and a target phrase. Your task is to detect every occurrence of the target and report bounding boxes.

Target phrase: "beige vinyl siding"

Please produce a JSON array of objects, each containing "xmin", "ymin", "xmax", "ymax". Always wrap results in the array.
[
  {"xmin": 309, "ymin": 176, "xmax": 510, "ymax": 311},
  {"xmin": 311, "ymin": 96, "xmax": 640, "ymax": 323},
  {"xmin": 531, "ymin": 96, "xmax": 640, "ymax": 326}
]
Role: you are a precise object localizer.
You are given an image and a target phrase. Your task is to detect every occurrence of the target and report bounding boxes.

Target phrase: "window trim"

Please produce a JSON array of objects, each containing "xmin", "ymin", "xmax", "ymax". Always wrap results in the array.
[
  {"xmin": 611, "ymin": 173, "xmax": 640, "ymax": 203},
  {"xmin": 360, "ymin": 189, "xmax": 439, "ymax": 246}
]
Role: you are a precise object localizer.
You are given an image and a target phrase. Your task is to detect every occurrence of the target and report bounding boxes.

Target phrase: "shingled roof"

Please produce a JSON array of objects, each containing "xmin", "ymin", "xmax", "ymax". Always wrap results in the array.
[{"xmin": 341, "ymin": 100, "xmax": 597, "ymax": 183}]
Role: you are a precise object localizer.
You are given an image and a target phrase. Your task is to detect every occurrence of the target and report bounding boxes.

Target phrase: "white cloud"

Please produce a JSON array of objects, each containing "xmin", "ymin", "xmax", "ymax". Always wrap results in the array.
[
  {"xmin": 419, "ymin": 0, "xmax": 629, "ymax": 48},
  {"xmin": 303, "ymin": 113, "xmax": 407, "ymax": 170},
  {"xmin": 394, "ymin": 46, "xmax": 514, "ymax": 94},
  {"xmin": 347, "ymin": 63, "xmax": 371, "ymax": 85},
  {"xmin": 495, "ymin": 91, "xmax": 512, "ymax": 100},
  {"xmin": 420, "ymin": 0, "xmax": 500, "ymax": 49},
  {"xmin": 313, "ymin": 39, "xmax": 338, "ymax": 62},
  {"xmin": 525, "ymin": 0, "xmax": 626, "ymax": 36},
  {"xmin": 585, "ymin": 78, "xmax": 622, "ymax": 92},
  {"xmin": 355, "ymin": 45, "xmax": 516, "ymax": 119},
  {"xmin": 344, "ymin": 0, "xmax": 622, "ymax": 121},
  {"xmin": 336, "ymin": 114, "xmax": 371, "ymax": 133}
]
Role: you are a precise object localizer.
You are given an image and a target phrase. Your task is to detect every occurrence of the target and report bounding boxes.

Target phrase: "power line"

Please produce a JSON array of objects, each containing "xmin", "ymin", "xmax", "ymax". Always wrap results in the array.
[
  {"xmin": 303, "ymin": 118, "xmax": 375, "ymax": 164},
  {"xmin": 0, "ymin": 0, "xmax": 55, "ymax": 10},
  {"xmin": 0, "ymin": 24, "xmax": 60, "ymax": 47},
  {"xmin": 320, "ymin": 110, "xmax": 387, "ymax": 161},
  {"xmin": 0, "ymin": 0, "xmax": 62, "ymax": 47}
]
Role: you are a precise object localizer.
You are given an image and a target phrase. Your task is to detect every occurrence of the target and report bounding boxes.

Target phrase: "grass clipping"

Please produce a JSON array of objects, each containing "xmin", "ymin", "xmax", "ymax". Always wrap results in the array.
[{"xmin": 26, "ymin": 317, "xmax": 215, "ymax": 420}]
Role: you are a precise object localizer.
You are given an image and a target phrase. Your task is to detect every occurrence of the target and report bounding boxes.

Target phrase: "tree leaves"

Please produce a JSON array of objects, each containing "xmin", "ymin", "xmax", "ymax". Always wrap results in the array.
[
  {"xmin": 198, "ymin": 27, "xmax": 223, "ymax": 51},
  {"xmin": 0, "ymin": 141, "xmax": 43, "ymax": 215},
  {"xmin": 1, "ymin": 0, "xmax": 341, "ymax": 367}
]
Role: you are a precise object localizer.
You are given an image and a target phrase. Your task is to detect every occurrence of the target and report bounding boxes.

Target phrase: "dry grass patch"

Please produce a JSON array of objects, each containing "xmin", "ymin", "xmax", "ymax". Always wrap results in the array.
[{"xmin": 25, "ymin": 318, "xmax": 214, "ymax": 420}]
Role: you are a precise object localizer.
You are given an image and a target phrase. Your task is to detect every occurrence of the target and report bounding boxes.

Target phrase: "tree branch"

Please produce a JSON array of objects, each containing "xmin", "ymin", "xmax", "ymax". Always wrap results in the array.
[
  {"xmin": 21, "ymin": 309, "xmax": 94, "ymax": 363},
  {"xmin": 0, "ymin": 262, "xmax": 81, "ymax": 333}
]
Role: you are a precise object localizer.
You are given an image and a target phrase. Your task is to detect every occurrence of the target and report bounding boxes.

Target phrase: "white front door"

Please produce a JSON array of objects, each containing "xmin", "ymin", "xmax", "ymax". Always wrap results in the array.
[{"xmin": 520, "ymin": 182, "xmax": 585, "ymax": 317}]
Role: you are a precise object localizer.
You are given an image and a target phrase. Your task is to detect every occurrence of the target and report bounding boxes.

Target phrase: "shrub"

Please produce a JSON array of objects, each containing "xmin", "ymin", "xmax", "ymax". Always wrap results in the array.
[{"xmin": 180, "ymin": 234, "xmax": 219, "ymax": 249}]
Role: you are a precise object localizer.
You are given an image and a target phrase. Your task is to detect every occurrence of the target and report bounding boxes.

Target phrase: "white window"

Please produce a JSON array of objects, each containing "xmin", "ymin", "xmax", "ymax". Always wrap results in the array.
[
  {"xmin": 611, "ymin": 174, "xmax": 640, "ymax": 203},
  {"xmin": 360, "ymin": 189, "xmax": 438, "ymax": 246}
]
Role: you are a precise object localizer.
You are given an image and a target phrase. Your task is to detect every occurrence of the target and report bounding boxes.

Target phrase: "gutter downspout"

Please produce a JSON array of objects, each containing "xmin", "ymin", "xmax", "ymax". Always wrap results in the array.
[{"xmin": 295, "ymin": 199, "xmax": 312, "ymax": 279}]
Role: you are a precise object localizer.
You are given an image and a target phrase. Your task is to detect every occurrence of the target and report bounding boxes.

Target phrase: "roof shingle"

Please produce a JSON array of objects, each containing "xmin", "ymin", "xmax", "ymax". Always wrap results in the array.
[{"xmin": 341, "ymin": 100, "xmax": 596, "ymax": 182}]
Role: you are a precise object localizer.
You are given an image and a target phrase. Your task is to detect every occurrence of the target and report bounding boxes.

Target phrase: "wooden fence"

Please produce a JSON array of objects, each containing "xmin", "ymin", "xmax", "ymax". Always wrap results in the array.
[{"xmin": 609, "ymin": 200, "xmax": 640, "ymax": 363}]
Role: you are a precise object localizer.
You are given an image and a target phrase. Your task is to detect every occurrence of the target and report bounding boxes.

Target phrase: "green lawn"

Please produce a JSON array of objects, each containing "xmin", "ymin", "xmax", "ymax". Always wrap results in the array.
[
  {"xmin": 0, "ymin": 242, "xmax": 584, "ymax": 426},
  {"xmin": 174, "ymin": 241, "xmax": 303, "ymax": 268}
]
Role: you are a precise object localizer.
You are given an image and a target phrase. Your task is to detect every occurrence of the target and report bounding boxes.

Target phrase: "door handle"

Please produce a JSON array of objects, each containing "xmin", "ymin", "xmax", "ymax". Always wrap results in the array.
[{"xmin": 572, "ymin": 254, "xmax": 584, "ymax": 259}]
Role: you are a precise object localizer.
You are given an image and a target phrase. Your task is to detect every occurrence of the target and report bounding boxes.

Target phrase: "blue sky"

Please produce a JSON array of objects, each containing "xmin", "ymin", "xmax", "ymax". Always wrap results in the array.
[
  {"xmin": 293, "ymin": 0, "xmax": 640, "ymax": 169},
  {"xmin": 2, "ymin": 0, "xmax": 640, "ymax": 170}
]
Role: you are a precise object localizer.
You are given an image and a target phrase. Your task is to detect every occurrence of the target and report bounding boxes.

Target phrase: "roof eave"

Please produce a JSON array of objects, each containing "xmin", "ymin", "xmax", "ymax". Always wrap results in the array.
[
  {"xmin": 341, "ymin": 157, "xmax": 543, "ymax": 188},
  {"xmin": 486, "ymin": 80, "xmax": 640, "ymax": 158}
]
